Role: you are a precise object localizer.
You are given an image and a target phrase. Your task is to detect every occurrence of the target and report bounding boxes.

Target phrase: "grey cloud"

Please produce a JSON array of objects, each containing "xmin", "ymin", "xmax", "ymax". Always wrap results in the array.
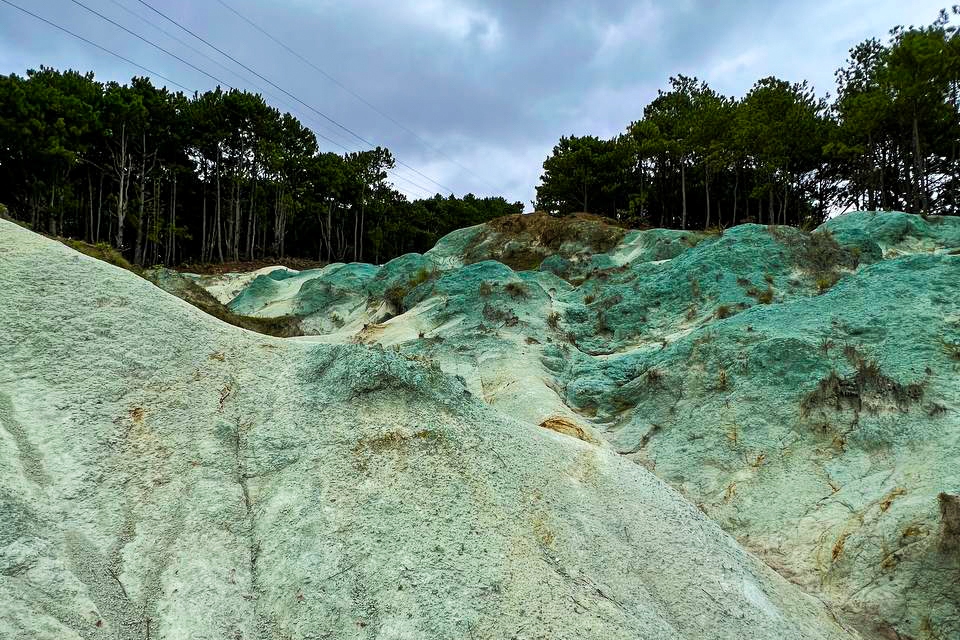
[{"xmin": 0, "ymin": 0, "xmax": 948, "ymax": 205}]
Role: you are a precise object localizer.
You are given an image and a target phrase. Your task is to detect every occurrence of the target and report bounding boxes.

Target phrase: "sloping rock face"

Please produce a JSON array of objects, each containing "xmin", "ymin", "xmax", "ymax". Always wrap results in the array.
[
  {"xmin": 206, "ymin": 211, "xmax": 960, "ymax": 640},
  {"xmin": 0, "ymin": 221, "xmax": 859, "ymax": 638}
]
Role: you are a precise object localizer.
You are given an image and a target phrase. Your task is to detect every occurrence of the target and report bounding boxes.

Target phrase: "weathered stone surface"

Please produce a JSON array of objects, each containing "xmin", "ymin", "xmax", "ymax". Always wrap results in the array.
[
  {"xmin": 206, "ymin": 211, "xmax": 960, "ymax": 639},
  {"xmin": 0, "ymin": 221, "xmax": 860, "ymax": 638}
]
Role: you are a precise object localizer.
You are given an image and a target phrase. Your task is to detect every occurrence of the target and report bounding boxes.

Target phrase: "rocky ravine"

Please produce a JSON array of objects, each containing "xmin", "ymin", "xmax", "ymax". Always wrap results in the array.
[
  {"xmin": 0, "ymin": 222, "xmax": 864, "ymax": 637},
  {"xmin": 175, "ymin": 211, "xmax": 960, "ymax": 640}
]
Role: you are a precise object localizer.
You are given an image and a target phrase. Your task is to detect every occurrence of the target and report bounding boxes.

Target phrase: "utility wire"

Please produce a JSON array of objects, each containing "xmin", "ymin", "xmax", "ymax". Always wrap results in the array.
[
  {"xmin": 134, "ymin": 0, "xmax": 456, "ymax": 195},
  {"xmin": 0, "ymin": 0, "xmax": 191, "ymax": 91},
  {"xmin": 213, "ymin": 0, "xmax": 500, "ymax": 194},
  {"xmin": 67, "ymin": 0, "xmax": 233, "ymax": 89},
  {"xmin": 103, "ymin": 0, "xmax": 248, "ymax": 89},
  {"xmin": 0, "ymin": 0, "xmax": 426, "ymax": 200},
  {"xmin": 100, "ymin": 0, "xmax": 376, "ymax": 160}
]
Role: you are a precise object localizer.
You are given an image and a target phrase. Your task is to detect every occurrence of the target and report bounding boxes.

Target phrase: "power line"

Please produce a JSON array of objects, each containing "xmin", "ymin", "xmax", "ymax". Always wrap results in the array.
[
  {"xmin": 134, "ymin": 0, "xmax": 456, "ymax": 195},
  {"xmin": 0, "ymin": 0, "xmax": 191, "ymax": 91},
  {"xmin": 213, "ymin": 0, "xmax": 500, "ymax": 194},
  {"xmin": 102, "ymin": 0, "xmax": 248, "ymax": 87},
  {"xmin": 98, "ymin": 0, "xmax": 375, "ymax": 160},
  {"xmin": 0, "ymin": 0, "xmax": 426, "ymax": 201},
  {"xmin": 74, "ymin": 0, "xmax": 424, "ymax": 198},
  {"xmin": 67, "ymin": 0, "xmax": 233, "ymax": 89}
]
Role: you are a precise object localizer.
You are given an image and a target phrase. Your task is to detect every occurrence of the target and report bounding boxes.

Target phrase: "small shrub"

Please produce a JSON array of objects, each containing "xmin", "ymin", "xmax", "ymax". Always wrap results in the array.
[
  {"xmin": 685, "ymin": 304, "xmax": 698, "ymax": 321},
  {"xmin": 596, "ymin": 312, "xmax": 611, "ymax": 335},
  {"xmin": 842, "ymin": 343, "xmax": 860, "ymax": 364},
  {"xmin": 66, "ymin": 239, "xmax": 137, "ymax": 273},
  {"xmin": 690, "ymin": 278, "xmax": 702, "ymax": 299},
  {"xmin": 547, "ymin": 311, "xmax": 561, "ymax": 329},
  {"xmin": 925, "ymin": 402, "xmax": 947, "ymax": 417},
  {"xmin": 584, "ymin": 294, "xmax": 596, "ymax": 305},
  {"xmin": 715, "ymin": 304, "xmax": 733, "ymax": 319},
  {"xmin": 409, "ymin": 267, "xmax": 436, "ymax": 288},
  {"xmin": 645, "ymin": 368, "xmax": 664, "ymax": 387},
  {"xmin": 816, "ymin": 274, "xmax": 839, "ymax": 293},
  {"xmin": 479, "ymin": 281, "xmax": 494, "ymax": 297},
  {"xmin": 483, "ymin": 303, "xmax": 518, "ymax": 326},
  {"xmin": 598, "ymin": 294, "xmax": 623, "ymax": 310},
  {"xmin": 800, "ymin": 357, "xmax": 925, "ymax": 417},
  {"xmin": 764, "ymin": 273, "xmax": 774, "ymax": 285},
  {"xmin": 715, "ymin": 367, "xmax": 729, "ymax": 391},
  {"xmin": 384, "ymin": 284, "xmax": 409, "ymax": 312},
  {"xmin": 746, "ymin": 285, "xmax": 774, "ymax": 304},
  {"xmin": 505, "ymin": 281, "xmax": 529, "ymax": 299},
  {"xmin": 330, "ymin": 313, "xmax": 344, "ymax": 328},
  {"xmin": 818, "ymin": 337, "xmax": 835, "ymax": 354},
  {"xmin": 940, "ymin": 338, "xmax": 960, "ymax": 361}
]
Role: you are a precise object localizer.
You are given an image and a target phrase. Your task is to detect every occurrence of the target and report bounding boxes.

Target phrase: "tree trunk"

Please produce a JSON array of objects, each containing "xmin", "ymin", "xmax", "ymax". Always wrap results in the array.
[
  {"xmin": 134, "ymin": 167, "xmax": 147, "ymax": 265},
  {"xmin": 680, "ymin": 162, "xmax": 687, "ymax": 230},
  {"xmin": 326, "ymin": 200, "xmax": 333, "ymax": 262},
  {"xmin": 359, "ymin": 198, "xmax": 365, "ymax": 263},
  {"xmin": 215, "ymin": 151, "xmax": 224, "ymax": 262},
  {"xmin": 170, "ymin": 174, "xmax": 177, "ymax": 265},
  {"xmin": 87, "ymin": 173, "xmax": 95, "ymax": 243},
  {"xmin": 201, "ymin": 182, "xmax": 208, "ymax": 263},
  {"xmin": 703, "ymin": 161, "xmax": 711, "ymax": 230},
  {"xmin": 913, "ymin": 112, "xmax": 925, "ymax": 212},
  {"xmin": 95, "ymin": 173, "xmax": 104, "ymax": 243},
  {"xmin": 732, "ymin": 166, "xmax": 739, "ymax": 226},
  {"xmin": 768, "ymin": 185, "xmax": 774, "ymax": 226},
  {"xmin": 115, "ymin": 123, "xmax": 130, "ymax": 250},
  {"xmin": 246, "ymin": 191, "xmax": 253, "ymax": 261}
]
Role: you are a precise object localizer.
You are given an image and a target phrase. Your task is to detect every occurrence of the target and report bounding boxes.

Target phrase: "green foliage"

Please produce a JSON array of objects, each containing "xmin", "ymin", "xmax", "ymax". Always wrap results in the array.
[
  {"xmin": 801, "ymin": 356, "xmax": 925, "ymax": 417},
  {"xmin": 504, "ymin": 282, "xmax": 529, "ymax": 299},
  {"xmin": 715, "ymin": 304, "xmax": 734, "ymax": 319},
  {"xmin": 383, "ymin": 267, "xmax": 439, "ymax": 315},
  {"xmin": 0, "ymin": 67, "xmax": 522, "ymax": 268},
  {"xmin": 384, "ymin": 284, "xmax": 409, "ymax": 313},
  {"xmin": 535, "ymin": 135, "xmax": 632, "ymax": 217},
  {"xmin": 535, "ymin": 12, "xmax": 960, "ymax": 230},
  {"xmin": 816, "ymin": 274, "xmax": 840, "ymax": 294},
  {"xmin": 786, "ymin": 230, "xmax": 859, "ymax": 294},
  {"xmin": 65, "ymin": 239, "xmax": 137, "ymax": 273},
  {"xmin": 941, "ymin": 338, "xmax": 960, "ymax": 361}
]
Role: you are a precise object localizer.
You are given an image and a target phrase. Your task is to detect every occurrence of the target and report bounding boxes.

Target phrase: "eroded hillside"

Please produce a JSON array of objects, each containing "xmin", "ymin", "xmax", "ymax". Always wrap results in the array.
[
  {"xmin": 0, "ymin": 220, "xmax": 864, "ymax": 638},
  {"xmin": 174, "ymin": 211, "xmax": 960, "ymax": 640}
]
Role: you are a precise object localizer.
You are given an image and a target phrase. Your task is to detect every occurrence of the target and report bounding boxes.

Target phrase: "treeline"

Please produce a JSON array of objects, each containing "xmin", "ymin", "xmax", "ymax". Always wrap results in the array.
[
  {"xmin": 536, "ymin": 10, "xmax": 960, "ymax": 229},
  {"xmin": 0, "ymin": 68, "xmax": 521, "ymax": 266}
]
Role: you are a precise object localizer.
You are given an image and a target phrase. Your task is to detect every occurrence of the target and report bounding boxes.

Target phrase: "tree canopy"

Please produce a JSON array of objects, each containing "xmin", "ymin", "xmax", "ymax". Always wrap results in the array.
[
  {"xmin": 0, "ymin": 69, "xmax": 521, "ymax": 266},
  {"xmin": 535, "ymin": 10, "xmax": 960, "ymax": 229}
]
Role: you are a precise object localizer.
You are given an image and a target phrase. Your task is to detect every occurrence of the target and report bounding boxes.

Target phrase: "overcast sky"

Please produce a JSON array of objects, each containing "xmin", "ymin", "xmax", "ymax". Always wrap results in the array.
[{"xmin": 0, "ymin": 0, "xmax": 947, "ymax": 208}]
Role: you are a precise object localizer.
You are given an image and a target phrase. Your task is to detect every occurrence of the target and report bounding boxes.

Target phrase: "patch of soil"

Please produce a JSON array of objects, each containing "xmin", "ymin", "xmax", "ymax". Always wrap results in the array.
[{"xmin": 176, "ymin": 257, "xmax": 327, "ymax": 275}]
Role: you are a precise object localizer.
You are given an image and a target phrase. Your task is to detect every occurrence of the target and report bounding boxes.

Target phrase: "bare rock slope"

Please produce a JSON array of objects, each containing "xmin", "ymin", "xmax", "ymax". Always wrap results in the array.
[
  {"xmin": 196, "ymin": 211, "xmax": 960, "ymax": 639},
  {"xmin": 0, "ymin": 221, "xmax": 861, "ymax": 638}
]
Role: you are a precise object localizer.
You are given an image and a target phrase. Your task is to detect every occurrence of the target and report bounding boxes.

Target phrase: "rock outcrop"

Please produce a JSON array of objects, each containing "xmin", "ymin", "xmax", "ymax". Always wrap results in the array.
[
  {"xmin": 191, "ymin": 211, "xmax": 960, "ymax": 639},
  {"xmin": 0, "ymin": 221, "xmax": 862, "ymax": 638}
]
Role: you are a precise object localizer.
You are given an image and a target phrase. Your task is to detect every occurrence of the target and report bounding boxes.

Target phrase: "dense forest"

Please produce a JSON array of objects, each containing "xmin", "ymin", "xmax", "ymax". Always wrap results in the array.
[
  {"xmin": 3, "ymin": 11, "xmax": 959, "ymax": 266},
  {"xmin": 536, "ymin": 11, "xmax": 960, "ymax": 229},
  {"xmin": 0, "ymin": 70, "xmax": 521, "ymax": 266}
]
